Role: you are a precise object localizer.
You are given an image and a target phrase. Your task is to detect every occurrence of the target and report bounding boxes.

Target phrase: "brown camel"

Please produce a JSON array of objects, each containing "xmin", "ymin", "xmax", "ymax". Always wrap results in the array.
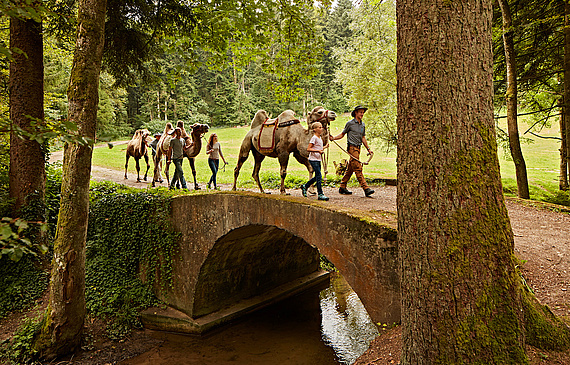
[
  {"xmin": 124, "ymin": 128, "xmax": 153, "ymax": 182},
  {"xmin": 232, "ymin": 106, "xmax": 337, "ymax": 194},
  {"xmin": 176, "ymin": 120, "xmax": 210, "ymax": 190},
  {"xmin": 151, "ymin": 122, "xmax": 174, "ymax": 186}
]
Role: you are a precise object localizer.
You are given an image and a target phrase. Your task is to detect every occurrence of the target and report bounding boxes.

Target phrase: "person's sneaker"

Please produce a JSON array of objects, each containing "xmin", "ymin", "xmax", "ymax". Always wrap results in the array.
[
  {"xmin": 301, "ymin": 184, "xmax": 308, "ymax": 197},
  {"xmin": 339, "ymin": 187, "xmax": 352, "ymax": 195},
  {"xmin": 364, "ymin": 188, "xmax": 375, "ymax": 197},
  {"xmin": 318, "ymin": 194, "xmax": 329, "ymax": 201}
]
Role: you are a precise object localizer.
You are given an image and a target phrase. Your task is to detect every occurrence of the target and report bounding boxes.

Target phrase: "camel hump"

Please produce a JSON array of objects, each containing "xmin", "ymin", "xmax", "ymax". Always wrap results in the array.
[
  {"xmin": 250, "ymin": 110, "xmax": 269, "ymax": 129},
  {"xmin": 276, "ymin": 110, "xmax": 297, "ymax": 124}
]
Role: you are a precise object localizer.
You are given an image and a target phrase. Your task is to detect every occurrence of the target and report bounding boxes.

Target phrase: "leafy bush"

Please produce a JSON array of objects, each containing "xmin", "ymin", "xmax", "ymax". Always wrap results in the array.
[
  {"xmin": 0, "ymin": 255, "xmax": 49, "ymax": 319},
  {"xmin": 85, "ymin": 182, "xmax": 179, "ymax": 338}
]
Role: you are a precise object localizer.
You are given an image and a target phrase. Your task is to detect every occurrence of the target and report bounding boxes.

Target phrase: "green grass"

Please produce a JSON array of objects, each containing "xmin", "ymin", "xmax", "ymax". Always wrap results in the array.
[{"xmin": 93, "ymin": 114, "xmax": 568, "ymax": 204}]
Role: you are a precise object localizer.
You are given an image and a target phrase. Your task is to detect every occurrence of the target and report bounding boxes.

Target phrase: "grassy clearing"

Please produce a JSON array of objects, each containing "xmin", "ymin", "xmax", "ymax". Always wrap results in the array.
[{"xmin": 93, "ymin": 114, "xmax": 567, "ymax": 203}]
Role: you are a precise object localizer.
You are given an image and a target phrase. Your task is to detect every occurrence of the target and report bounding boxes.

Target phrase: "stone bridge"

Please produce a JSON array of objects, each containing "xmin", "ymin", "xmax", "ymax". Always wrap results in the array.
[{"xmin": 142, "ymin": 191, "xmax": 399, "ymax": 334}]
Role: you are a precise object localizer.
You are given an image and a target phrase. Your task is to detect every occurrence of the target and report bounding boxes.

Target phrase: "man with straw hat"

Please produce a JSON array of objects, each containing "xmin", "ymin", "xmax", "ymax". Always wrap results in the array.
[{"xmin": 330, "ymin": 105, "xmax": 375, "ymax": 197}]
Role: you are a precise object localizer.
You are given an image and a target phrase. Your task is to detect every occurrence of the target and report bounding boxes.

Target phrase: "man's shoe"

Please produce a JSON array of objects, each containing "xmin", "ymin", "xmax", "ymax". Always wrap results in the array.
[
  {"xmin": 364, "ymin": 188, "xmax": 375, "ymax": 197},
  {"xmin": 301, "ymin": 184, "xmax": 308, "ymax": 197},
  {"xmin": 339, "ymin": 187, "xmax": 352, "ymax": 195},
  {"xmin": 318, "ymin": 194, "xmax": 329, "ymax": 201}
]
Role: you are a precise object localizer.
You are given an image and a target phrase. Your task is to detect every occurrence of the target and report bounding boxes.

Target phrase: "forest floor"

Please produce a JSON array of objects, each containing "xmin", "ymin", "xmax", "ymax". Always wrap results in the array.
[{"xmin": 1, "ymin": 149, "xmax": 569, "ymax": 364}]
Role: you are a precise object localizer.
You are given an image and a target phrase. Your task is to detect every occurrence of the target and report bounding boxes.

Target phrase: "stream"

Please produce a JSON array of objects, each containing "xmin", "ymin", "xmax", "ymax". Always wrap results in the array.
[{"xmin": 120, "ymin": 272, "xmax": 378, "ymax": 365}]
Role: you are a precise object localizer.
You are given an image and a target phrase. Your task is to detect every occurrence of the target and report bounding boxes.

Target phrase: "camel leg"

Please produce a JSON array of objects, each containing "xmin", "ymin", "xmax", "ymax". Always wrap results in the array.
[
  {"xmin": 188, "ymin": 157, "xmax": 200, "ymax": 190},
  {"xmin": 278, "ymin": 152, "xmax": 291, "ymax": 195},
  {"xmin": 233, "ymin": 137, "xmax": 253, "ymax": 191},
  {"xmin": 294, "ymin": 151, "xmax": 316, "ymax": 195},
  {"xmin": 143, "ymin": 154, "xmax": 150, "ymax": 181},
  {"xmin": 251, "ymin": 149, "xmax": 267, "ymax": 194},
  {"xmin": 152, "ymin": 153, "xmax": 161, "ymax": 187},
  {"xmin": 125, "ymin": 154, "xmax": 130, "ymax": 180},
  {"xmin": 165, "ymin": 160, "xmax": 171, "ymax": 186},
  {"xmin": 135, "ymin": 158, "xmax": 141, "ymax": 182}
]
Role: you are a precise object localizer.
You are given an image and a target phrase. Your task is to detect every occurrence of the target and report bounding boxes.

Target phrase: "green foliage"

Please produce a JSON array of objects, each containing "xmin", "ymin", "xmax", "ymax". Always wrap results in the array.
[
  {"xmin": 334, "ymin": 0, "xmax": 397, "ymax": 148},
  {"xmin": 0, "ymin": 314, "xmax": 44, "ymax": 364},
  {"xmin": 85, "ymin": 182, "xmax": 180, "ymax": 338},
  {"xmin": 0, "ymin": 255, "xmax": 49, "ymax": 319},
  {"xmin": 0, "ymin": 217, "xmax": 48, "ymax": 262}
]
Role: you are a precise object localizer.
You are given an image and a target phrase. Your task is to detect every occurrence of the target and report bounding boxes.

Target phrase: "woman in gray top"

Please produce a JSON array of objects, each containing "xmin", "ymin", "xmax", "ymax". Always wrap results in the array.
[{"xmin": 206, "ymin": 133, "xmax": 227, "ymax": 189}]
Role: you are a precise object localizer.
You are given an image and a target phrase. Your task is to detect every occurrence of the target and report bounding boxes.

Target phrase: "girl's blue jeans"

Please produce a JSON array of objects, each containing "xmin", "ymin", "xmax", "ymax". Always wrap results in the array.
[
  {"xmin": 208, "ymin": 158, "xmax": 219, "ymax": 187},
  {"xmin": 305, "ymin": 160, "xmax": 323, "ymax": 195}
]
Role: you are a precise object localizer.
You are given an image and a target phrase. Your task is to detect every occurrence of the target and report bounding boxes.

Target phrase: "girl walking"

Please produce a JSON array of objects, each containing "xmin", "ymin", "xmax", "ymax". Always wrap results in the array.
[
  {"xmin": 206, "ymin": 133, "xmax": 227, "ymax": 189},
  {"xmin": 301, "ymin": 122, "xmax": 329, "ymax": 201}
]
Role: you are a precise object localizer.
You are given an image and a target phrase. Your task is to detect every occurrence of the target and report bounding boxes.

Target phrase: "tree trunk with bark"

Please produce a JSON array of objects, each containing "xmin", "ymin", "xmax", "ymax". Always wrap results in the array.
[
  {"xmin": 396, "ymin": 0, "xmax": 569, "ymax": 363},
  {"xmin": 9, "ymin": 12, "xmax": 46, "ymax": 220},
  {"xmin": 33, "ymin": 0, "xmax": 107, "ymax": 359},
  {"xmin": 562, "ymin": 1, "xmax": 570, "ymax": 191},
  {"xmin": 498, "ymin": 0, "xmax": 530, "ymax": 199}
]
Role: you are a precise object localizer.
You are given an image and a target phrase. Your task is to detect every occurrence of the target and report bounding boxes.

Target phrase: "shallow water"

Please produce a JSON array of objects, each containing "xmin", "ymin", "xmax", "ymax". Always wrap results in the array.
[{"xmin": 121, "ymin": 273, "xmax": 378, "ymax": 365}]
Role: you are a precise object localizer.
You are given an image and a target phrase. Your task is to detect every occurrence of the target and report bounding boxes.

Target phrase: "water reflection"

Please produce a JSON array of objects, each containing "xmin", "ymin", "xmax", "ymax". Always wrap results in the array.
[
  {"xmin": 121, "ymin": 273, "xmax": 378, "ymax": 365},
  {"xmin": 320, "ymin": 273, "xmax": 379, "ymax": 364}
]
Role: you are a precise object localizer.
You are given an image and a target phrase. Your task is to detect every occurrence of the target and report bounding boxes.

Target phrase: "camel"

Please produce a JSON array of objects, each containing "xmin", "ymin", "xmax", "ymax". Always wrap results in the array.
[
  {"xmin": 124, "ymin": 129, "xmax": 153, "ymax": 182},
  {"xmin": 232, "ymin": 106, "xmax": 337, "ymax": 194},
  {"xmin": 176, "ymin": 120, "xmax": 210, "ymax": 190},
  {"xmin": 151, "ymin": 122, "xmax": 174, "ymax": 186},
  {"xmin": 151, "ymin": 121, "xmax": 209, "ymax": 188}
]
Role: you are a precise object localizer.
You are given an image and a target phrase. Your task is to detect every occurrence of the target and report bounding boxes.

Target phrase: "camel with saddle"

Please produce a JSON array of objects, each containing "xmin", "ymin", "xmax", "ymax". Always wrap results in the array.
[
  {"xmin": 232, "ymin": 106, "xmax": 337, "ymax": 194},
  {"xmin": 151, "ymin": 121, "xmax": 209, "ymax": 188},
  {"xmin": 124, "ymin": 128, "xmax": 153, "ymax": 182}
]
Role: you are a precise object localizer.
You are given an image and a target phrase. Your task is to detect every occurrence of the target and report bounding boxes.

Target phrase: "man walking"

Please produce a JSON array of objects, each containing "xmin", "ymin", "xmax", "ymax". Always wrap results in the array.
[
  {"xmin": 330, "ymin": 105, "xmax": 375, "ymax": 197},
  {"xmin": 169, "ymin": 127, "xmax": 188, "ymax": 190}
]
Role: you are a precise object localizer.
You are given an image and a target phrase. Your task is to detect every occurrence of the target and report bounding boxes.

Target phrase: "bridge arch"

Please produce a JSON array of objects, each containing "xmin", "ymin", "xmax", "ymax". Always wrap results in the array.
[{"xmin": 146, "ymin": 192, "xmax": 399, "ymax": 332}]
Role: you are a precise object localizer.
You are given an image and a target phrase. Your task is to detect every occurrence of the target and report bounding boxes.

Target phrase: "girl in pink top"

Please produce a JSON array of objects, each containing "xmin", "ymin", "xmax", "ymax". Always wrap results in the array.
[{"xmin": 301, "ymin": 122, "xmax": 329, "ymax": 201}]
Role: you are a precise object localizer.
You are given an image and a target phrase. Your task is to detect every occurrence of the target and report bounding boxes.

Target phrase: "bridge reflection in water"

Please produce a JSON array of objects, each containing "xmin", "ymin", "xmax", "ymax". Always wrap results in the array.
[{"xmin": 122, "ymin": 272, "xmax": 378, "ymax": 365}]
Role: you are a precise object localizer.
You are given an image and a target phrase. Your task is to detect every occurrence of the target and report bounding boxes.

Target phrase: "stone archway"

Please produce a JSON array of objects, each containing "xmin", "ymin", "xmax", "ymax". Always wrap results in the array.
[{"xmin": 142, "ymin": 192, "xmax": 399, "ymax": 334}]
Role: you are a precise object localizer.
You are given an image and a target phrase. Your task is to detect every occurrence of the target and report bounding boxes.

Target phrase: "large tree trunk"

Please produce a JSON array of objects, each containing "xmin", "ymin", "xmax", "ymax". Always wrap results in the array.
[
  {"xmin": 9, "ymin": 10, "xmax": 46, "ymax": 219},
  {"xmin": 498, "ymin": 0, "xmax": 530, "ymax": 199},
  {"xmin": 396, "ymin": 0, "xmax": 527, "ymax": 363},
  {"xmin": 33, "ymin": 0, "xmax": 107, "ymax": 359}
]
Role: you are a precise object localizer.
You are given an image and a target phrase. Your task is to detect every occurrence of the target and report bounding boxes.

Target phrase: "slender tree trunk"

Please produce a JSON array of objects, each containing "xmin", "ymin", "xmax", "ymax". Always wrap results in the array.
[
  {"xmin": 498, "ymin": 0, "xmax": 530, "ymax": 199},
  {"xmin": 559, "ymin": 98, "xmax": 568, "ymax": 190},
  {"xmin": 9, "ymin": 8, "xmax": 46, "ymax": 219},
  {"xmin": 396, "ymin": 0, "xmax": 527, "ymax": 362},
  {"xmin": 34, "ymin": 0, "xmax": 107, "ymax": 359},
  {"xmin": 564, "ymin": 1, "xmax": 570, "ymax": 191}
]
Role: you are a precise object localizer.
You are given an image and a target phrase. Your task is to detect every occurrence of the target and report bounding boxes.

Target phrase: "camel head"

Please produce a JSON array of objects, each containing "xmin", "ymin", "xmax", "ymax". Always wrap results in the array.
[
  {"xmin": 190, "ymin": 123, "xmax": 210, "ymax": 138},
  {"xmin": 140, "ymin": 129, "xmax": 153, "ymax": 145},
  {"xmin": 307, "ymin": 106, "xmax": 337, "ymax": 140}
]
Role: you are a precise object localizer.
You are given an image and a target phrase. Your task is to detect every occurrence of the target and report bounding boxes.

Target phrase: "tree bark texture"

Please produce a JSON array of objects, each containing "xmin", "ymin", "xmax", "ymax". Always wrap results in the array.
[
  {"xmin": 498, "ymin": 0, "xmax": 529, "ymax": 199},
  {"xmin": 562, "ymin": 1, "xmax": 570, "ymax": 191},
  {"xmin": 34, "ymin": 0, "xmax": 107, "ymax": 359},
  {"xmin": 396, "ymin": 0, "xmax": 527, "ymax": 363},
  {"xmin": 9, "ymin": 14, "xmax": 46, "ymax": 217}
]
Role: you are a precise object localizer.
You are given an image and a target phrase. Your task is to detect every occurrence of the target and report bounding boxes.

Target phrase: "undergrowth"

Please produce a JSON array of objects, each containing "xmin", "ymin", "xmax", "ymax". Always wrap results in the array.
[{"xmin": 86, "ymin": 181, "xmax": 180, "ymax": 339}]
